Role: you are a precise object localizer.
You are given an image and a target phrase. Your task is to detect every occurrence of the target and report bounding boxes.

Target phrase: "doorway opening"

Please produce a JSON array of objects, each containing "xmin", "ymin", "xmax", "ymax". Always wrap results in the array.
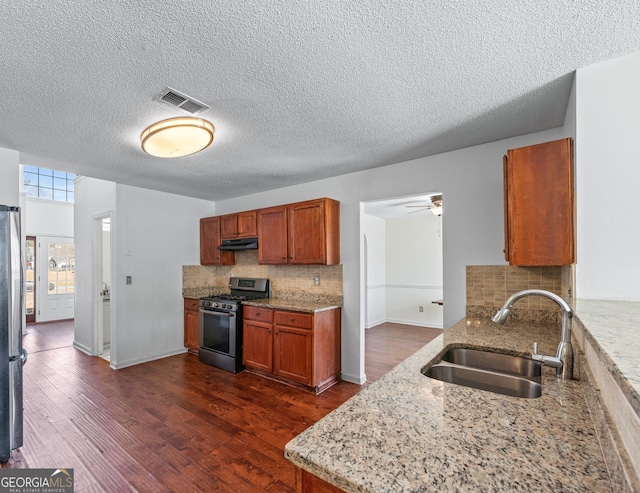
[
  {"xmin": 25, "ymin": 236, "xmax": 36, "ymax": 324},
  {"xmin": 95, "ymin": 215, "xmax": 112, "ymax": 363},
  {"xmin": 360, "ymin": 193, "xmax": 444, "ymax": 382}
]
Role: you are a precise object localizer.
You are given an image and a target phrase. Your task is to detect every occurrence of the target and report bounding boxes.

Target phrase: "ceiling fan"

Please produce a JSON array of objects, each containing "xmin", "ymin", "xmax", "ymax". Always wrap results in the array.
[{"xmin": 405, "ymin": 194, "xmax": 443, "ymax": 216}]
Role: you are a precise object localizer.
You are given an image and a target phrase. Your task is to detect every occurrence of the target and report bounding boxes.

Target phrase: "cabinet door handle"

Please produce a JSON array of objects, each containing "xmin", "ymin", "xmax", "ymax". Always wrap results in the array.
[
  {"xmin": 267, "ymin": 329, "xmax": 271, "ymax": 334},
  {"xmin": 290, "ymin": 317, "xmax": 295, "ymax": 322},
  {"xmin": 256, "ymin": 312, "xmax": 261, "ymax": 317}
]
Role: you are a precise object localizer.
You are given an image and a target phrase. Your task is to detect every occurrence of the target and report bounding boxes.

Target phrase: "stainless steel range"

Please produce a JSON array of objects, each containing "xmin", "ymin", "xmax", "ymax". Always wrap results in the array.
[{"xmin": 198, "ymin": 277, "xmax": 270, "ymax": 373}]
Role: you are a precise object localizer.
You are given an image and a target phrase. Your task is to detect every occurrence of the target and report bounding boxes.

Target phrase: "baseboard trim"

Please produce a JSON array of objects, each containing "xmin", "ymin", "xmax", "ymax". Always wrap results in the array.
[
  {"xmin": 383, "ymin": 318, "xmax": 444, "ymax": 329},
  {"xmin": 111, "ymin": 347, "xmax": 188, "ymax": 370},
  {"xmin": 341, "ymin": 372, "xmax": 366, "ymax": 385},
  {"xmin": 72, "ymin": 340, "xmax": 92, "ymax": 355}
]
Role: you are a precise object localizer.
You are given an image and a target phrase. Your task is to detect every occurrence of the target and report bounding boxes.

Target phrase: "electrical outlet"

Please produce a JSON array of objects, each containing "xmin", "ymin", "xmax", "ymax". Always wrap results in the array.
[
  {"xmin": 126, "ymin": 276, "xmax": 132, "ymax": 285},
  {"xmin": 419, "ymin": 306, "xmax": 423, "ymax": 312},
  {"xmin": 313, "ymin": 276, "xmax": 321, "ymax": 286}
]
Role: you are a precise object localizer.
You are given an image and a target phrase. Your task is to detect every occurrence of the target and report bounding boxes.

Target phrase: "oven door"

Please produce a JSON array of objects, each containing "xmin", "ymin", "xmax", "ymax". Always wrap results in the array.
[{"xmin": 199, "ymin": 308, "xmax": 237, "ymax": 357}]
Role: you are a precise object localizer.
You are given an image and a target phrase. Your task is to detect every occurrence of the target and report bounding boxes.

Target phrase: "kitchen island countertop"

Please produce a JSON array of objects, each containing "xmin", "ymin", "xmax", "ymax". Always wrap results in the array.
[{"xmin": 285, "ymin": 317, "xmax": 613, "ymax": 492}]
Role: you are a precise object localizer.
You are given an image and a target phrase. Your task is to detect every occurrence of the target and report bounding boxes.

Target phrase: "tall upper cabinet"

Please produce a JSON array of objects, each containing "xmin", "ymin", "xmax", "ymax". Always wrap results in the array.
[
  {"xmin": 200, "ymin": 216, "xmax": 235, "ymax": 265},
  {"xmin": 503, "ymin": 138, "xmax": 575, "ymax": 266},
  {"xmin": 257, "ymin": 198, "xmax": 340, "ymax": 265}
]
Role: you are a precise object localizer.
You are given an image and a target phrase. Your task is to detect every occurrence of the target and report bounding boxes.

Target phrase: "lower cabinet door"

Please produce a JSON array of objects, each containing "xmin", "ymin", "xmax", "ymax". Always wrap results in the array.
[
  {"xmin": 243, "ymin": 321, "xmax": 273, "ymax": 372},
  {"xmin": 184, "ymin": 309, "xmax": 200, "ymax": 352},
  {"xmin": 274, "ymin": 326, "xmax": 312, "ymax": 385}
]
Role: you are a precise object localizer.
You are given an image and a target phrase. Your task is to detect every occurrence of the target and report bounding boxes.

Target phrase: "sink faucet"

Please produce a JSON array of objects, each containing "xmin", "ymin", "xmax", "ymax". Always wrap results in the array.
[{"xmin": 492, "ymin": 289, "xmax": 573, "ymax": 379}]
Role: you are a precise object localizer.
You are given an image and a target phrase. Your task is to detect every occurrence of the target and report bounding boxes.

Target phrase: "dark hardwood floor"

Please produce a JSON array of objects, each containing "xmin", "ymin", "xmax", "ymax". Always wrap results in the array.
[
  {"xmin": 365, "ymin": 322, "xmax": 442, "ymax": 382},
  {"xmin": 4, "ymin": 319, "xmax": 441, "ymax": 492}
]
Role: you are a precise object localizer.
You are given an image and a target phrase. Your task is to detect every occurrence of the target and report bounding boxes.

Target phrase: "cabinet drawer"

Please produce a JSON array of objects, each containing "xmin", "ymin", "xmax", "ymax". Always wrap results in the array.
[
  {"xmin": 244, "ymin": 306, "xmax": 274, "ymax": 323},
  {"xmin": 184, "ymin": 298, "xmax": 199, "ymax": 311},
  {"xmin": 275, "ymin": 311, "xmax": 312, "ymax": 329}
]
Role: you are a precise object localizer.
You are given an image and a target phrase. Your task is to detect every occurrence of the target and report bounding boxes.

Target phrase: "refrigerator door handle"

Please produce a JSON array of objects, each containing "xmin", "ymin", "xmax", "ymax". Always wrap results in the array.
[{"xmin": 9, "ymin": 349, "xmax": 28, "ymax": 365}]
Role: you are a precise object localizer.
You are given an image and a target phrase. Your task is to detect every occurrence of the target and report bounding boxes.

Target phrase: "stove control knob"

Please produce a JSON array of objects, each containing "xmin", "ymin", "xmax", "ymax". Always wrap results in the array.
[
  {"xmin": 213, "ymin": 302, "xmax": 219, "ymax": 308},
  {"xmin": 226, "ymin": 304, "xmax": 232, "ymax": 310}
]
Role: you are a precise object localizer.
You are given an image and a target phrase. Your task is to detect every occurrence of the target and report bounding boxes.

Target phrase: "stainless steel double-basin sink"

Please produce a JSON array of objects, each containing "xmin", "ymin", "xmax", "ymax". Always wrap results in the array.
[{"xmin": 422, "ymin": 347, "xmax": 543, "ymax": 398}]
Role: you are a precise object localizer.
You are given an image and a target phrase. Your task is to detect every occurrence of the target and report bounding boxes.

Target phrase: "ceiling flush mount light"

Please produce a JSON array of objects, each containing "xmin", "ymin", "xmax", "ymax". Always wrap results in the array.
[{"xmin": 140, "ymin": 117, "xmax": 214, "ymax": 158}]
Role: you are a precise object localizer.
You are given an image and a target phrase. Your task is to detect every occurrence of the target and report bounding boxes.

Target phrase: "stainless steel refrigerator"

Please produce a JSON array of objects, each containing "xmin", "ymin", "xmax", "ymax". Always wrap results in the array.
[{"xmin": 0, "ymin": 205, "xmax": 27, "ymax": 463}]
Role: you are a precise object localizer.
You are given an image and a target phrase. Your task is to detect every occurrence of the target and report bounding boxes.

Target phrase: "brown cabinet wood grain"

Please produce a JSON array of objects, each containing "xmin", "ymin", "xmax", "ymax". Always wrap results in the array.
[
  {"xmin": 504, "ymin": 138, "xmax": 575, "ymax": 266},
  {"xmin": 274, "ymin": 318, "xmax": 312, "ymax": 385},
  {"xmin": 257, "ymin": 198, "xmax": 340, "ymax": 265},
  {"xmin": 257, "ymin": 206, "xmax": 289, "ymax": 264},
  {"xmin": 221, "ymin": 211, "xmax": 257, "ymax": 240},
  {"xmin": 295, "ymin": 467, "xmax": 344, "ymax": 493},
  {"xmin": 184, "ymin": 298, "xmax": 200, "ymax": 354},
  {"xmin": 242, "ymin": 306, "xmax": 341, "ymax": 393},
  {"xmin": 200, "ymin": 216, "xmax": 235, "ymax": 265}
]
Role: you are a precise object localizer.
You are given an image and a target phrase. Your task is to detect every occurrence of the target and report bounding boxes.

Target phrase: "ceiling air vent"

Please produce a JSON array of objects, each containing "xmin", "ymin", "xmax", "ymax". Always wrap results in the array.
[{"xmin": 157, "ymin": 87, "xmax": 210, "ymax": 114}]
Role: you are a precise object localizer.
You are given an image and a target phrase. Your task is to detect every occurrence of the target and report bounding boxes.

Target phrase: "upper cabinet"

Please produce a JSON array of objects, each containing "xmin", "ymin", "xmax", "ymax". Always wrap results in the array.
[
  {"xmin": 257, "ymin": 198, "xmax": 340, "ymax": 265},
  {"xmin": 256, "ymin": 205, "xmax": 288, "ymax": 264},
  {"xmin": 200, "ymin": 216, "xmax": 235, "ymax": 265},
  {"xmin": 220, "ymin": 211, "xmax": 257, "ymax": 240},
  {"xmin": 503, "ymin": 138, "xmax": 575, "ymax": 266}
]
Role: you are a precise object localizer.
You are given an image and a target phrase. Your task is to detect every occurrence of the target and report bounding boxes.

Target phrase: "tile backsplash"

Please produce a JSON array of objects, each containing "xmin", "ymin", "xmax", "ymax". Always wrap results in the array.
[
  {"xmin": 466, "ymin": 265, "xmax": 569, "ymax": 323},
  {"xmin": 183, "ymin": 250, "xmax": 342, "ymax": 302}
]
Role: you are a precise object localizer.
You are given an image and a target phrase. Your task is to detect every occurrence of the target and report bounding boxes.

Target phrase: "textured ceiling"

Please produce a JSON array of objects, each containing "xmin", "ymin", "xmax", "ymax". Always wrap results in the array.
[{"xmin": 1, "ymin": 1, "xmax": 639, "ymax": 201}]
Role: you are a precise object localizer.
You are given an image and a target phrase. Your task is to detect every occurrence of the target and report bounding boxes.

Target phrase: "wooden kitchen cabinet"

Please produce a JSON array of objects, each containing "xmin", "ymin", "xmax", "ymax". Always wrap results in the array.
[
  {"xmin": 257, "ymin": 198, "xmax": 340, "ymax": 265},
  {"xmin": 503, "ymin": 138, "xmax": 575, "ymax": 266},
  {"xmin": 220, "ymin": 210, "xmax": 257, "ymax": 240},
  {"xmin": 243, "ymin": 306, "xmax": 341, "ymax": 393},
  {"xmin": 242, "ymin": 306, "xmax": 274, "ymax": 373},
  {"xmin": 256, "ymin": 206, "xmax": 288, "ymax": 264},
  {"xmin": 274, "ymin": 312, "xmax": 313, "ymax": 385},
  {"xmin": 295, "ymin": 467, "xmax": 344, "ymax": 493},
  {"xmin": 200, "ymin": 216, "xmax": 235, "ymax": 265},
  {"xmin": 184, "ymin": 298, "xmax": 200, "ymax": 354}
]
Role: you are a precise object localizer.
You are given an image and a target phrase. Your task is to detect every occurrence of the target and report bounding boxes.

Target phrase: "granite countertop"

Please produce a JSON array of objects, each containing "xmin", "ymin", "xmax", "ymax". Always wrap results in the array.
[
  {"xmin": 285, "ymin": 317, "xmax": 612, "ymax": 492},
  {"xmin": 242, "ymin": 298, "xmax": 341, "ymax": 314}
]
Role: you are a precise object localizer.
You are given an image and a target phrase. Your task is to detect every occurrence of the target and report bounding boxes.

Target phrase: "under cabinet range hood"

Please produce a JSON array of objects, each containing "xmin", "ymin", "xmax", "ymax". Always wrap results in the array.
[{"xmin": 218, "ymin": 237, "xmax": 258, "ymax": 251}]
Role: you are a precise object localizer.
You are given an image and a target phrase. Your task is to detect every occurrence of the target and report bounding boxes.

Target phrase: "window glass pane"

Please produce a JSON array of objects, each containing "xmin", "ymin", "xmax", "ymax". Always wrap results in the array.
[
  {"xmin": 25, "ymin": 185, "xmax": 39, "ymax": 198},
  {"xmin": 39, "ymin": 175, "xmax": 53, "ymax": 188},
  {"xmin": 66, "ymin": 180, "xmax": 74, "ymax": 192},
  {"xmin": 53, "ymin": 177, "xmax": 67, "ymax": 189},
  {"xmin": 23, "ymin": 165, "xmax": 38, "ymax": 174},
  {"xmin": 66, "ymin": 173, "xmax": 76, "ymax": 180},
  {"xmin": 47, "ymin": 243, "xmax": 74, "ymax": 295},
  {"xmin": 67, "ymin": 191, "xmax": 74, "ymax": 202},
  {"xmin": 38, "ymin": 188, "xmax": 53, "ymax": 200},
  {"xmin": 38, "ymin": 168, "xmax": 53, "ymax": 176},
  {"xmin": 53, "ymin": 170, "xmax": 66, "ymax": 178},
  {"xmin": 54, "ymin": 189, "xmax": 66, "ymax": 201},
  {"xmin": 24, "ymin": 172, "xmax": 38, "ymax": 187}
]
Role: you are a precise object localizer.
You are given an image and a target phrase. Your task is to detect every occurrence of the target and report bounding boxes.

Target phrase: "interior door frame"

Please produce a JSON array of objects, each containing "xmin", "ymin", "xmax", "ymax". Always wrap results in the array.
[{"xmin": 26, "ymin": 235, "xmax": 36, "ymax": 324}]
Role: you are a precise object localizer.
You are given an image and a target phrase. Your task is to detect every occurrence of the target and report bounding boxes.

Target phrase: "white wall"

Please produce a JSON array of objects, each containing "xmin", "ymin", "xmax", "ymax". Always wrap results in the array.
[
  {"xmin": 215, "ymin": 126, "xmax": 568, "ymax": 383},
  {"xmin": 74, "ymin": 177, "xmax": 116, "ymax": 354},
  {"xmin": 385, "ymin": 215, "xmax": 443, "ymax": 328},
  {"xmin": 25, "ymin": 198, "xmax": 74, "ymax": 238},
  {"xmin": 111, "ymin": 184, "xmax": 215, "ymax": 368},
  {"xmin": 575, "ymin": 51, "xmax": 640, "ymax": 300},
  {"xmin": 75, "ymin": 177, "xmax": 216, "ymax": 366},
  {"xmin": 0, "ymin": 147, "xmax": 19, "ymax": 206},
  {"xmin": 363, "ymin": 214, "xmax": 386, "ymax": 327}
]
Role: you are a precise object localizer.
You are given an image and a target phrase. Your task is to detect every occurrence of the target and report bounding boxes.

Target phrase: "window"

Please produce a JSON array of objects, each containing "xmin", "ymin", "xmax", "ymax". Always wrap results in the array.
[
  {"xmin": 48, "ymin": 242, "xmax": 75, "ymax": 295},
  {"xmin": 23, "ymin": 166, "xmax": 76, "ymax": 203}
]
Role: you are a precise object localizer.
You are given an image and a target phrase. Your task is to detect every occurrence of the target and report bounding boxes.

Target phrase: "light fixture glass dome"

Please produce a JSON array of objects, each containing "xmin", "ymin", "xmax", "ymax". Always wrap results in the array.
[{"xmin": 140, "ymin": 117, "xmax": 214, "ymax": 158}]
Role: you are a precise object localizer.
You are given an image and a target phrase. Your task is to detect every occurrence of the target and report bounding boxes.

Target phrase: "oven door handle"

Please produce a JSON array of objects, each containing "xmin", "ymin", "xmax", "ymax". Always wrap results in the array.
[{"xmin": 199, "ymin": 308, "xmax": 236, "ymax": 317}]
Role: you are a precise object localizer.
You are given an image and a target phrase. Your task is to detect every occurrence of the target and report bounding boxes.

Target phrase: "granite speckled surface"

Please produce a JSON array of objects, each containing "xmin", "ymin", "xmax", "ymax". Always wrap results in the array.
[
  {"xmin": 242, "ymin": 297, "xmax": 341, "ymax": 313},
  {"xmin": 285, "ymin": 318, "xmax": 612, "ymax": 492},
  {"xmin": 570, "ymin": 299, "xmax": 640, "ymax": 414}
]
